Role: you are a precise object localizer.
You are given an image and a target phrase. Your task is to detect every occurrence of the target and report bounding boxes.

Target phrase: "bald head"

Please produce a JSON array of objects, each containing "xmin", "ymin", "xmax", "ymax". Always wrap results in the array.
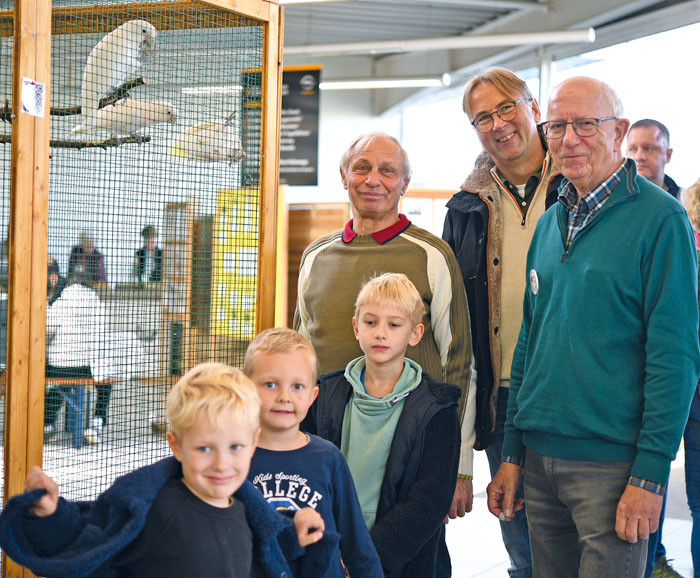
[
  {"xmin": 545, "ymin": 76, "xmax": 629, "ymax": 196},
  {"xmin": 548, "ymin": 77, "xmax": 623, "ymax": 118}
]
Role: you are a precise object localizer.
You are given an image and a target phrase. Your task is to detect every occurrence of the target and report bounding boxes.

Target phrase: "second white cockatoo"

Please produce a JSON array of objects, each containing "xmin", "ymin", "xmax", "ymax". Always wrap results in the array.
[
  {"xmin": 170, "ymin": 119, "xmax": 247, "ymax": 164},
  {"xmin": 72, "ymin": 99, "xmax": 177, "ymax": 138},
  {"xmin": 81, "ymin": 20, "xmax": 157, "ymax": 128}
]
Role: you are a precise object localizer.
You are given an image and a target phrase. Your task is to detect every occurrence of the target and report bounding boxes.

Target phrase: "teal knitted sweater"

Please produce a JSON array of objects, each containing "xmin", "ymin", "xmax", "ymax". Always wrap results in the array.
[{"xmin": 503, "ymin": 163, "xmax": 700, "ymax": 486}]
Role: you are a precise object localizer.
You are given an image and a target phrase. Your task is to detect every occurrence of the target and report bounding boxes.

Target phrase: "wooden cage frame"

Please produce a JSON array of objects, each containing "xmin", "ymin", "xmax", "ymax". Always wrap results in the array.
[{"xmin": 2, "ymin": 1, "xmax": 282, "ymax": 575}]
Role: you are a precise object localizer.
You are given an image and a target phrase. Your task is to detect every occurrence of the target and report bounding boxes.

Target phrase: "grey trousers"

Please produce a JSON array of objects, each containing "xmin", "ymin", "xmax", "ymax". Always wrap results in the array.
[{"xmin": 523, "ymin": 448, "xmax": 647, "ymax": 578}]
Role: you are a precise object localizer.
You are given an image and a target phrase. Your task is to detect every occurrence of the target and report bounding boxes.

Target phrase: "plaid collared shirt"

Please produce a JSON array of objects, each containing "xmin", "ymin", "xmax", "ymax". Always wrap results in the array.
[
  {"xmin": 558, "ymin": 159, "xmax": 629, "ymax": 250},
  {"xmin": 629, "ymin": 475, "xmax": 666, "ymax": 496}
]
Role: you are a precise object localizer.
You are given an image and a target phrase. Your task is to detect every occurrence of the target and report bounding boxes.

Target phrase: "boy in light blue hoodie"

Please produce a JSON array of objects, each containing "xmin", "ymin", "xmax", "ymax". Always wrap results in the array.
[{"xmin": 304, "ymin": 272, "xmax": 462, "ymax": 578}]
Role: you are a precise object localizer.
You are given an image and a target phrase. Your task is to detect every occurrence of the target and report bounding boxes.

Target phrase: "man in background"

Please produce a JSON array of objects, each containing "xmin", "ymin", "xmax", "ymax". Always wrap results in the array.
[
  {"xmin": 627, "ymin": 119, "xmax": 680, "ymax": 199},
  {"xmin": 628, "ymin": 117, "xmax": 684, "ymax": 578},
  {"xmin": 68, "ymin": 231, "xmax": 107, "ymax": 288},
  {"xmin": 134, "ymin": 225, "xmax": 163, "ymax": 284},
  {"xmin": 47, "ymin": 256, "xmax": 66, "ymax": 305}
]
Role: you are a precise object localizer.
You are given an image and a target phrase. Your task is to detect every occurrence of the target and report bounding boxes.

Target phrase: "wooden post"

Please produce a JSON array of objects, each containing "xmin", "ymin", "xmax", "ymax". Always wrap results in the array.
[
  {"xmin": 1, "ymin": 4, "xmax": 280, "ymax": 572},
  {"xmin": 256, "ymin": 1, "xmax": 283, "ymax": 332},
  {"xmin": 2, "ymin": 0, "xmax": 50, "ymax": 574}
]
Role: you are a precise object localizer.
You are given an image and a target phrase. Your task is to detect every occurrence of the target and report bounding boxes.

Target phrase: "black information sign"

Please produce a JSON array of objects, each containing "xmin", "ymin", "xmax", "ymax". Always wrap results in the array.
[{"xmin": 279, "ymin": 66, "xmax": 321, "ymax": 186}]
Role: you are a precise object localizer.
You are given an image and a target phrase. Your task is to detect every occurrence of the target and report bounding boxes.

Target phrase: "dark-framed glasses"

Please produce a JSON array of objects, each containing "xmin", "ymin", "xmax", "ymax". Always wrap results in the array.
[
  {"xmin": 539, "ymin": 117, "xmax": 618, "ymax": 139},
  {"xmin": 471, "ymin": 98, "xmax": 531, "ymax": 133}
]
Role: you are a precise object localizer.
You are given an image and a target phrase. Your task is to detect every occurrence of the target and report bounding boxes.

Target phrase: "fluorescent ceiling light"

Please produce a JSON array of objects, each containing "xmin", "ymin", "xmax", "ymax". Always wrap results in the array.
[
  {"xmin": 181, "ymin": 85, "xmax": 243, "ymax": 95},
  {"xmin": 279, "ymin": 0, "xmax": 344, "ymax": 4},
  {"xmin": 320, "ymin": 75, "xmax": 451, "ymax": 90},
  {"xmin": 286, "ymin": 28, "xmax": 596, "ymax": 57}
]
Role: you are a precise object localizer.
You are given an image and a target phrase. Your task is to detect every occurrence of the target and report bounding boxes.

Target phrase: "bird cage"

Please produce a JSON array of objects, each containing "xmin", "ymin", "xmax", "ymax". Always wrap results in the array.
[{"xmin": 0, "ymin": 0, "xmax": 282, "ymax": 572}]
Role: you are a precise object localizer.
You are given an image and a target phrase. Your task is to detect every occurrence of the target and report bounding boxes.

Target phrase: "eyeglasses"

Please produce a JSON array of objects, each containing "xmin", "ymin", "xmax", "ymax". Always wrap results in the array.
[
  {"xmin": 470, "ymin": 98, "xmax": 531, "ymax": 133},
  {"xmin": 539, "ymin": 117, "xmax": 618, "ymax": 139}
]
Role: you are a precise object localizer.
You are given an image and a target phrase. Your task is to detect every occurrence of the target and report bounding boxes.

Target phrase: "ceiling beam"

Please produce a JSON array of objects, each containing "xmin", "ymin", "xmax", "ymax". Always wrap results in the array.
[
  {"xmin": 285, "ymin": 28, "xmax": 595, "ymax": 57},
  {"xmin": 280, "ymin": 0, "xmax": 547, "ymax": 8},
  {"xmin": 375, "ymin": 0, "xmax": 697, "ymax": 116},
  {"xmin": 351, "ymin": 0, "xmax": 548, "ymax": 10}
]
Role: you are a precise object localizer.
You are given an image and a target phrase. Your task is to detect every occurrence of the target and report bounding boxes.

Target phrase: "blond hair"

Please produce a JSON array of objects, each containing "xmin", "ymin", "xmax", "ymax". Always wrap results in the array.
[
  {"xmin": 243, "ymin": 327, "xmax": 318, "ymax": 382},
  {"xmin": 462, "ymin": 67, "xmax": 533, "ymax": 118},
  {"xmin": 684, "ymin": 177, "xmax": 700, "ymax": 232},
  {"xmin": 167, "ymin": 362, "xmax": 260, "ymax": 439},
  {"xmin": 355, "ymin": 272, "xmax": 425, "ymax": 326}
]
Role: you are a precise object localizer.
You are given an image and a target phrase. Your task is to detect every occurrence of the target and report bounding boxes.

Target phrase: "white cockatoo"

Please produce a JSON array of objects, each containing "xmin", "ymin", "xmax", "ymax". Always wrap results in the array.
[
  {"xmin": 81, "ymin": 20, "xmax": 157, "ymax": 128},
  {"xmin": 72, "ymin": 99, "xmax": 176, "ymax": 138},
  {"xmin": 170, "ymin": 119, "xmax": 247, "ymax": 164}
]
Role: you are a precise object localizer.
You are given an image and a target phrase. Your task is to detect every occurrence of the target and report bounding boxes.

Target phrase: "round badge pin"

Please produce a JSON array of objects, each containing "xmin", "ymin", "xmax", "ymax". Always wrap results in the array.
[{"xmin": 529, "ymin": 269, "xmax": 539, "ymax": 295}]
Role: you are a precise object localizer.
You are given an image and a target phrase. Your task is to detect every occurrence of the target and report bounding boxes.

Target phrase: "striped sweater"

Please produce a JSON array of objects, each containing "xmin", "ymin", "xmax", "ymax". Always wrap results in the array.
[{"xmin": 294, "ymin": 215, "xmax": 476, "ymax": 475}]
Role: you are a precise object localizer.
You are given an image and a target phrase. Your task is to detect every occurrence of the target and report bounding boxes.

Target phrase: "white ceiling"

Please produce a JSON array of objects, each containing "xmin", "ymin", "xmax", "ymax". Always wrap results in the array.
[{"xmin": 281, "ymin": 0, "xmax": 700, "ymax": 113}]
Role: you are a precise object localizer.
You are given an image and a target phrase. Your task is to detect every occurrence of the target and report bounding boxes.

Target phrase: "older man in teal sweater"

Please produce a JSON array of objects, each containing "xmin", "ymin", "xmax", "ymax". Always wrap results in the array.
[{"xmin": 487, "ymin": 76, "xmax": 700, "ymax": 578}]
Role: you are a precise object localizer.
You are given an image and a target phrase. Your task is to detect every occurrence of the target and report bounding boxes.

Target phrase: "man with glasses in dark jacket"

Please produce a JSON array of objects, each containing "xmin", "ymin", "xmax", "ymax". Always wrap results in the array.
[{"xmin": 443, "ymin": 67, "xmax": 562, "ymax": 578}]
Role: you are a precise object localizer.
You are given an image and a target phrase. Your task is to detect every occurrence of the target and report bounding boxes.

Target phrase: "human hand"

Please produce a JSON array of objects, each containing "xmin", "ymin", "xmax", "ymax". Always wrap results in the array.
[
  {"xmin": 615, "ymin": 484, "xmax": 663, "ymax": 543},
  {"xmin": 444, "ymin": 477, "xmax": 473, "ymax": 523},
  {"xmin": 486, "ymin": 462, "xmax": 524, "ymax": 521},
  {"xmin": 24, "ymin": 466, "xmax": 59, "ymax": 518},
  {"xmin": 294, "ymin": 507, "xmax": 325, "ymax": 547}
]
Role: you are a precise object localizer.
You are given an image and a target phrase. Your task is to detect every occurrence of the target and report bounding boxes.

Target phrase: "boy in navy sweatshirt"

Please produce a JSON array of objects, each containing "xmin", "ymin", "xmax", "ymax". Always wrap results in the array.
[{"xmin": 244, "ymin": 327, "xmax": 383, "ymax": 577}]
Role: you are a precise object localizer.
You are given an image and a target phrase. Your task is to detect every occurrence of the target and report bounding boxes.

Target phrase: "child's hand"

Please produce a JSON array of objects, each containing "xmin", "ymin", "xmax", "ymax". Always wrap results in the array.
[
  {"xmin": 24, "ymin": 466, "xmax": 59, "ymax": 518},
  {"xmin": 293, "ymin": 507, "xmax": 324, "ymax": 547}
]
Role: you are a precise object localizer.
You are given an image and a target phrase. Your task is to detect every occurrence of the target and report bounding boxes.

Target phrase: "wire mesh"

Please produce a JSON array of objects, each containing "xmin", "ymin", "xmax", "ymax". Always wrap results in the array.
[{"xmin": 0, "ymin": 0, "xmax": 268, "ymax": 525}]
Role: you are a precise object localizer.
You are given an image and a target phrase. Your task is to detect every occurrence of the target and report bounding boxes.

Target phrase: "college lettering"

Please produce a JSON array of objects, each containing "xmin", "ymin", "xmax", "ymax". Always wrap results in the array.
[{"xmin": 252, "ymin": 471, "xmax": 323, "ymax": 508}]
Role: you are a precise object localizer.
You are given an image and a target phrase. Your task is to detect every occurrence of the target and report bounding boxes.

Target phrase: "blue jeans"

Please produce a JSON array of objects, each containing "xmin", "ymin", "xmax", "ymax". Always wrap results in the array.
[
  {"xmin": 686, "ymin": 386, "xmax": 700, "ymax": 578},
  {"xmin": 485, "ymin": 387, "xmax": 533, "ymax": 578},
  {"xmin": 523, "ymin": 448, "xmax": 647, "ymax": 578}
]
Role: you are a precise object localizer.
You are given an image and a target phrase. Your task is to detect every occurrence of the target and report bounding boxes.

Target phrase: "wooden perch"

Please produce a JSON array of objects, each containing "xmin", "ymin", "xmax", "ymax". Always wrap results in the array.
[
  {"xmin": 0, "ymin": 134, "xmax": 151, "ymax": 148},
  {"xmin": 99, "ymin": 77, "xmax": 147, "ymax": 109},
  {"xmin": 51, "ymin": 77, "xmax": 148, "ymax": 117},
  {"xmin": 1, "ymin": 78, "xmax": 147, "ymax": 122}
]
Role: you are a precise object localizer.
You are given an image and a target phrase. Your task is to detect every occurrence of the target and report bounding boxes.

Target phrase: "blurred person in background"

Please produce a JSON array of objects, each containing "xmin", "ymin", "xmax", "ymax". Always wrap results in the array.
[
  {"xmin": 68, "ymin": 231, "xmax": 107, "ymax": 287},
  {"xmin": 44, "ymin": 264, "xmax": 111, "ymax": 445},
  {"xmin": 627, "ymin": 119, "xmax": 680, "ymax": 199},
  {"xmin": 682, "ymin": 176, "xmax": 700, "ymax": 578},
  {"xmin": 134, "ymin": 225, "xmax": 162, "ymax": 284},
  {"xmin": 628, "ymin": 118, "xmax": 683, "ymax": 578}
]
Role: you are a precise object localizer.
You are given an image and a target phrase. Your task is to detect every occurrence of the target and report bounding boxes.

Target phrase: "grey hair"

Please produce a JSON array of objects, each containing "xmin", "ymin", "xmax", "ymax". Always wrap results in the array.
[
  {"xmin": 462, "ymin": 67, "xmax": 533, "ymax": 118},
  {"xmin": 339, "ymin": 132, "xmax": 412, "ymax": 183}
]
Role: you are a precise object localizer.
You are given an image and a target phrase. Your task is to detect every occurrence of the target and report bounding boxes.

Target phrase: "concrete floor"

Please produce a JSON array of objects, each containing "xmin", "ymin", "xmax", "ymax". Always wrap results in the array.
[{"xmin": 447, "ymin": 450, "xmax": 695, "ymax": 577}]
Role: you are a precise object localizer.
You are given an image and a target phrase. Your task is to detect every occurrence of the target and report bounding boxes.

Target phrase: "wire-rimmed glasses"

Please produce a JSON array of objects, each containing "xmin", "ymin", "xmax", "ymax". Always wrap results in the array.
[
  {"xmin": 539, "ymin": 117, "xmax": 618, "ymax": 139},
  {"xmin": 470, "ymin": 98, "xmax": 531, "ymax": 133}
]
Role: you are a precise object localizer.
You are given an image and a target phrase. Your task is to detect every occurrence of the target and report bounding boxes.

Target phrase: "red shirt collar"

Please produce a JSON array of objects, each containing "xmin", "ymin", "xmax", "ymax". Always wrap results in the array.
[{"xmin": 342, "ymin": 214, "xmax": 411, "ymax": 244}]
